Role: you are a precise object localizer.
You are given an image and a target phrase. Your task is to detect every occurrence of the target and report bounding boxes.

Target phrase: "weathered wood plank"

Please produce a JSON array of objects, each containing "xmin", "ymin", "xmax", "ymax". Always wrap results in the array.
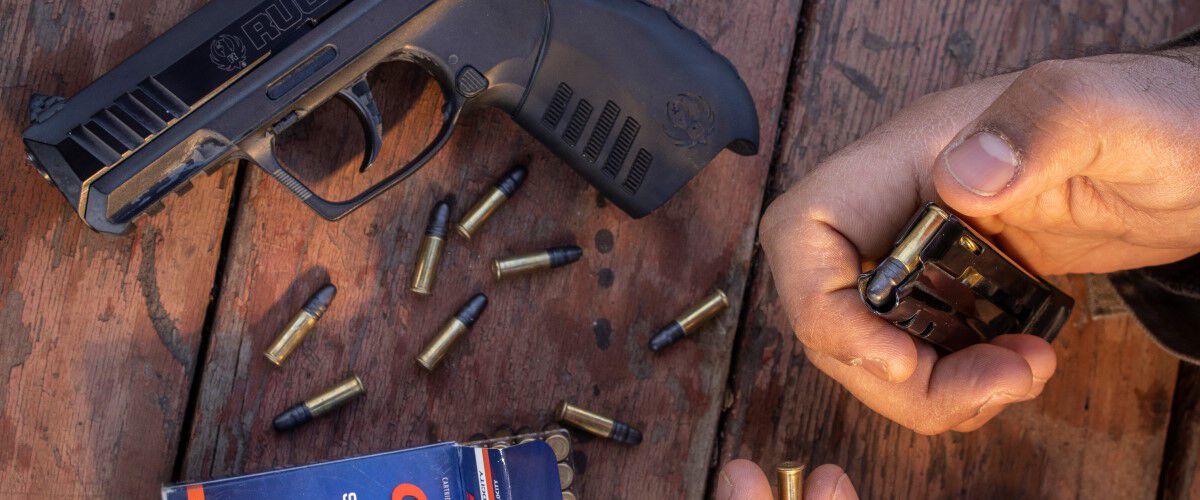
[
  {"xmin": 1160, "ymin": 364, "xmax": 1200, "ymax": 499},
  {"xmin": 720, "ymin": 1, "xmax": 1200, "ymax": 498},
  {"xmin": 180, "ymin": 1, "xmax": 802, "ymax": 498},
  {"xmin": 0, "ymin": 1, "xmax": 237, "ymax": 497}
]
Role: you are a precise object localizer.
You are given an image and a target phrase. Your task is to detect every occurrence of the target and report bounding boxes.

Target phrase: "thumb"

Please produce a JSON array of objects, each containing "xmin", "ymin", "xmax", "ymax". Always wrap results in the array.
[
  {"xmin": 805, "ymin": 464, "xmax": 859, "ymax": 500},
  {"xmin": 933, "ymin": 59, "xmax": 1106, "ymax": 217},
  {"xmin": 715, "ymin": 459, "xmax": 773, "ymax": 500}
]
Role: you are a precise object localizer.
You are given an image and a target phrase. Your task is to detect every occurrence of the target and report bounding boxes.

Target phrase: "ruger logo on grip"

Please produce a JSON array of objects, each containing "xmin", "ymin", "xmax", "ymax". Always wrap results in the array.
[{"xmin": 209, "ymin": 34, "xmax": 247, "ymax": 71}]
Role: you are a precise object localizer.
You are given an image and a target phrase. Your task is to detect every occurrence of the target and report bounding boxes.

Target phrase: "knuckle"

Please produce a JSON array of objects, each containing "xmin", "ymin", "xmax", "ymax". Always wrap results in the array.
[
  {"xmin": 1013, "ymin": 59, "xmax": 1098, "ymax": 114},
  {"xmin": 760, "ymin": 190, "xmax": 826, "ymax": 251},
  {"xmin": 759, "ymin": 196, "xmax": 796, "ymax": 243}
]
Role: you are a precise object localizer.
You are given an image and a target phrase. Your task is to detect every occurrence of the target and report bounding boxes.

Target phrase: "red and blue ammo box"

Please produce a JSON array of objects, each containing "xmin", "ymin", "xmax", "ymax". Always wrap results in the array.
[{"xmin": 162, "ymin": 440, "xmax": 563, "ymax": 500}]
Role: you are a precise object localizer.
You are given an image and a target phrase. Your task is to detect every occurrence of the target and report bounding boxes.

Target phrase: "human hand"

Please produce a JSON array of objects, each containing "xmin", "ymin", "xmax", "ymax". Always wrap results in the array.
[
  {"xmin": 759, "ymin": 49, "xmax": 1200, "ymax": 434},
  {"xmin": 715, "ymin": 460, "xmax": 858, "ymax": 500}
]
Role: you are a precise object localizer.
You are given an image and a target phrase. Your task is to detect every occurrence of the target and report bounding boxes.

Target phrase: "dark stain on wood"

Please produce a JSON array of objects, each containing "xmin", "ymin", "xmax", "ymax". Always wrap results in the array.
[
  {"xmin": 597, "ymin": 268, "xmax": 615, "ymax": 288},
  {"xmin": 594, "ymin": 229, "xmax": 615, "ymax": 254},
  {"xmin": 138, "ymin": 227, "xmax": 193, "ymax": 368},
  {"xmin": 593, "ymin": 318, "xmax": 613, "ymax": 351}
]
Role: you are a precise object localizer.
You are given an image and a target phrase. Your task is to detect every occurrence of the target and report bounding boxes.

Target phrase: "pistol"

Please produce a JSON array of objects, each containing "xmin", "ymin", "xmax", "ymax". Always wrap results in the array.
[
  {"xmin": 859, "ymin": 203, "xmax": 1074, "ymax": 352},
  {"xmin": 22, "ymin": 0, "xmax": 759, "ymax": 234}
]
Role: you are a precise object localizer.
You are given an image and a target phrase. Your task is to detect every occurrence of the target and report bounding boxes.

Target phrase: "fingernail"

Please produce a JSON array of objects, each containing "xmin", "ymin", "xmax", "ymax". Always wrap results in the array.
[
  {"xmin": 977, "ymin": 392, "xmax": 1023, "ymax": 415},
  {"xmin": 716, "ymin": 469, "xmax": 734, "ymax": 500},
  {"xmin": 944, "ymin": 132, "xmax": 1018, "ymax": 196},
  {"xmin": 864, "ymin": 358, "xmax": 891, "ymax": 382},
  {"xmin": 832, "ymin": 473, "xmax": 859, "ymax": 500}
]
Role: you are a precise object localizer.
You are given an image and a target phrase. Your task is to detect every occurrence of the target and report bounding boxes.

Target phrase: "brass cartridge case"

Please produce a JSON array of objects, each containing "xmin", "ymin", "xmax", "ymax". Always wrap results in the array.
[
  {"xmin": 555, "ymin": 401, "xmax": 642, "ymax": 445},
  {"xmin": 492, "ymin": 246, "xmax": 582, "ymax": 281},
  {"xmin": 677, "ymin": 289, "xmax": 729, "ymax": 333},
  {"xmin": 416, "ymin": 319, "xmax": 468, "ymax": 371},
  {"xmin": 557, "ymin": 462, "xmax": 574, "ymax": 490},
  {"xmin": 545, "ymin": 433, "xmax": 571, "ymax": 461},
  {"xmin": 457, "ymin": 166, "xmax": 528, "ymax": 239},
  {"xmin": 416, "ymin": 294, "xmax": 489, "ymax": 371},
  {"xmin": 649, "ymin": 289, "xmax": 729, "ymax": 352},
  {"xmin": 264, "ymin": 284, "xmax": 337, "ymax": 366},
  {"xmin": 777, "ymin": 462, "xmax": 806, "ymax": 500},
  {"xmin": 411, "ymin": 199, "xmax": 452, "ymax": 295},
  {"xmin": 305, "ymin": 375, "xmax": 366, "ymax": 417},
  {"xmin": 410, "ymin": 235, "xmax": 445, "ymax": 294},
  {"xmin": 272, "ymin": 375, "xmax": 365, "ymax": 432},
  {"xmin": 863, "ymin": 204, "xmax": 948, "ymax": 307},
  {"xmin": 457, "ymin": 189, "xmax": 508, "ymax": 239},
  {"xmin": 494, "ymin": 251, "xmax": 551, "ymax": 279}
]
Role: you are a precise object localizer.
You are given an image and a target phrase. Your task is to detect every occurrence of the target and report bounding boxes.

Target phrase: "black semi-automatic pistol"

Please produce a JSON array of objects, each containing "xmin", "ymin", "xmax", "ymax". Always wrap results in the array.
[
  {"xmin": 22, "ymin": 0, "xmax": 759, "ymax": 234},
  {"xmin": 859, "ymin": 203, "xmax": 1075, "ymax": 352}
]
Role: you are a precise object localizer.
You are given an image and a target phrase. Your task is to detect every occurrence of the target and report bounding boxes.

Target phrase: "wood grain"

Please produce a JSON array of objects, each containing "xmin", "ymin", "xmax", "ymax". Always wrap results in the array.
[
  {"xmin": 1160, "ymin": 364, "xmax": 1200, "ymax": 500},
  {"xmin": 720, "ymin": 1, "xmax": 1200, "ymax": 498},
  {"xmin": 178, "ymin": 1, "xmax": 802, "ymax": 498},
  {"xmin": 0, "ymin": 1, "xmax": 237, "ymax": 497}
]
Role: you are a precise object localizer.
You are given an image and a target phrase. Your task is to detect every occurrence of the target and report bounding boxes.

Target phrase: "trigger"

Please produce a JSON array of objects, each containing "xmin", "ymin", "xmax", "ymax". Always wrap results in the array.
[{"xmin": 338, "ymin": 77, "xmax": 384, "ymax": 173}]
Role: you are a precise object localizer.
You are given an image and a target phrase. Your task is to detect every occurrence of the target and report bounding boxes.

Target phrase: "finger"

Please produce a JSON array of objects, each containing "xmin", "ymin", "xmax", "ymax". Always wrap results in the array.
[
  {"xmin": 763, "ymin": 215, "xmax": 919, "ymax": 381},
  {"xmin": 948, "ymin": 333, "xmax": 1059, "ymax": 432},
  {"xmin": 807, "ymin": 340, "xmax": 1035, "ymax": 435},
  {"xmin": 933, "ymin": 56, "xmax": 1140, "ymax": 216},
  {"xmin": 989, "ymin": 334, "xmax": 1057, "ymax": 397},
  {"xmin": 715, "ymin": 459, "xmax": 773, "ymax": 500},
  {"xmin": 805, "ymin": 464, "xmax": 859, "ymax": 500},
  {"xmin": 761, "ymin": 73, "xmax": 1020, "ymax": 383}
]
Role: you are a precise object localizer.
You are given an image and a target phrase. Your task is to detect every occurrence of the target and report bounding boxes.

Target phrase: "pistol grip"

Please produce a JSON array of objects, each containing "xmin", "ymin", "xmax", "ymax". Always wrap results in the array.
[{"xmin": 509, "ymin": 0, "xmax": 760, "ymax": 217}]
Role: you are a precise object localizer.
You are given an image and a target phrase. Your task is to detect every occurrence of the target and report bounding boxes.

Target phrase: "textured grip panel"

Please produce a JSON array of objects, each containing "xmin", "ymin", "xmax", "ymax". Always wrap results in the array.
[{"xmin": 512, "ymin": 0, "xmax": 759, "ymax": 218}]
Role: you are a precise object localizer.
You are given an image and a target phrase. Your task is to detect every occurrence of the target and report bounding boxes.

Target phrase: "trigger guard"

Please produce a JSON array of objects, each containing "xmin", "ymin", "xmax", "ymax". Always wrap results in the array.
[{"xmin": 337, "ymin": 77, "xmax": 384, "ymax": 173}]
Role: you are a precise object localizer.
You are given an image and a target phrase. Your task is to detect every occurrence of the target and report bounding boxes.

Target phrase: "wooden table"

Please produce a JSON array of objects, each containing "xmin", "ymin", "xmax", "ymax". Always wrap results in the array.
[{"xmin": 2, "ymin": 1, "xmax": 1198, "ymax": 498}]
